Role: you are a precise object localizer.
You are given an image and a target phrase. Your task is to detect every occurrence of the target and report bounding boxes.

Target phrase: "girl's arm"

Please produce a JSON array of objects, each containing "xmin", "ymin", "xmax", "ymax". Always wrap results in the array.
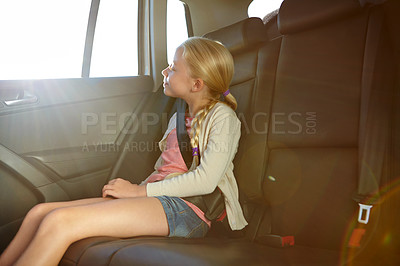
[{"xmin": 146, "ymin": 113, "xmax": 240, "ymax": 197}]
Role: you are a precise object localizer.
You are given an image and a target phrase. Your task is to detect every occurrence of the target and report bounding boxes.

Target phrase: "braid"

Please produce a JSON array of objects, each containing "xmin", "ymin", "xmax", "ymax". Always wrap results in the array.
[{"xmin": 189, "ymin": 100, "xmax": 219, "ymax": 168}]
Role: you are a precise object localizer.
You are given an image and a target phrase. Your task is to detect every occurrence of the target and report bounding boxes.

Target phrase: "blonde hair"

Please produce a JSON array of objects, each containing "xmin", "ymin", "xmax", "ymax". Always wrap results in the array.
[{"xmin": 179, "ymin": 37, "xmax": 237, "ymax": 168}]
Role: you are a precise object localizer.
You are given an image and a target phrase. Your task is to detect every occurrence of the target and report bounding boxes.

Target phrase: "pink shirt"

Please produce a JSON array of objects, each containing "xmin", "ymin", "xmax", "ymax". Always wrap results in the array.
[{"xmin": 144, "ymin": 116, "xmax": 211, "ymax": 227}]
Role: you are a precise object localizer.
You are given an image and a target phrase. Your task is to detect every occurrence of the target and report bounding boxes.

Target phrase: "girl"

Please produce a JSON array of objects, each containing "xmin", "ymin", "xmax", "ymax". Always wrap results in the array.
[{"xmin": 0, "ymin": 37, "xmax": 247, "ymax": 266}]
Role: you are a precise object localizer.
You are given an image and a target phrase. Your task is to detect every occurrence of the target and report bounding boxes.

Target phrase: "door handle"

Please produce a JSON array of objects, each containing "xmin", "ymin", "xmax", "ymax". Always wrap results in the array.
[{"xmin": 4, "ymin": 90, "xmax": 38, "ymax": 106}]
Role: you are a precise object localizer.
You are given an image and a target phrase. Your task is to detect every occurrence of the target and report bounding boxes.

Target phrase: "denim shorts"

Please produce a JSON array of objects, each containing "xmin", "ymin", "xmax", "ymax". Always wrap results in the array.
[{"xmin": 155, "ymin": 196, "xmax": 209, "ymax": 238}]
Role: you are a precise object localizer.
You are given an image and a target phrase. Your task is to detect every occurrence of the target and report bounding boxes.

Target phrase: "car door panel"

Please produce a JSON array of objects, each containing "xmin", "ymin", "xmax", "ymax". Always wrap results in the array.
[
  {"xmin": 0, "ymin": 75, "xmax": 154, "ymax": 250},
  {"xmin": 0, "ymin": 76, "xmax": 153, "ymax": 193},
  {"xmin": 0, "ymin": 77, "xmax": 153, "ymax": 153},
  {"xmin": 24, "ymin": 148, "xmax": 117, "ymax": 180}
]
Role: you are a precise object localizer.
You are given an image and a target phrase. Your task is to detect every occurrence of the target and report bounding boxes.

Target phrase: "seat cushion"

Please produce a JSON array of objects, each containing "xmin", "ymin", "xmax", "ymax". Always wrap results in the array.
[{"xmin": 61, "ymin": 236, "xmax": 342, "ymax": 266}]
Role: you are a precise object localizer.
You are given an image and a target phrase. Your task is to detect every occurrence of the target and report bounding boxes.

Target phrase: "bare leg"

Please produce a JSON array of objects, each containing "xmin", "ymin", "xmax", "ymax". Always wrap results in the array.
[
  {"xmin": 14, "ymin": 197, "xmax": 168, "ymax": 266},
  {"xmin": 0, "ymin": 197, "xmax": 111, "ymax": 266}
]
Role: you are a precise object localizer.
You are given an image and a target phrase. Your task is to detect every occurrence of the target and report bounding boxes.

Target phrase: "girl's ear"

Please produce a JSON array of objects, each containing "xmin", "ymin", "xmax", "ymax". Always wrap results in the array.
[{"xmin": 192, "ymin": 78, "xmax": 204, "ymax": 92}]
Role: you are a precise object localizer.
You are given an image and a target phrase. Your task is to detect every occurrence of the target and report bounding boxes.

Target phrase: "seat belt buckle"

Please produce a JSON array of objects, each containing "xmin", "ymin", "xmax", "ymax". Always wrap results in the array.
[
  {"xmin": 348, "ymin": 203, "xmax": 373, "ymax": 248},
  {"xmin": 357, "ymin": 203, "xmax": 373, "ymax": 224}
]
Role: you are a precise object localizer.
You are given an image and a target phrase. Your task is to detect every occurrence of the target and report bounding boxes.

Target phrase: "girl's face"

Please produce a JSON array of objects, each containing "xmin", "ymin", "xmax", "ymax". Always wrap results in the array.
[{"xmin": 161, "ymin": 47, "xmax": 194, "ymax": 100}]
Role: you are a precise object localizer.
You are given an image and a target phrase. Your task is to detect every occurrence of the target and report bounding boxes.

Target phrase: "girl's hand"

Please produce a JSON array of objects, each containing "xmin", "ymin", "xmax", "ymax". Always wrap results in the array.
[{"xmin": 102, "ymin": 178, "xmax": 147, "ymax": 198}]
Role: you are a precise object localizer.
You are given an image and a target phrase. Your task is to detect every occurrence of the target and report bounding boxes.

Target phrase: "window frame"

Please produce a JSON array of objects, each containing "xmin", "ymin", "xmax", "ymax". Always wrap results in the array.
[
  {"xmin": 138, "ymin": 0, "xmax": 150, "ymax": 76},
  {"xmin": 81, "ymin": 0, "xmax": 101, "ymax": 78},
  {"xmin": 182, "ymin": 1, "xmax": 193, "ymax": 38}
]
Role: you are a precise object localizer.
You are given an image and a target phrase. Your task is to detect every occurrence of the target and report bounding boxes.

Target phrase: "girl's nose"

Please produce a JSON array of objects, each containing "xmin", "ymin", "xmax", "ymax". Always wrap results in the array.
[{"xmin": 161, "ymin": 67, "xmax": 168, "ymax": 77}]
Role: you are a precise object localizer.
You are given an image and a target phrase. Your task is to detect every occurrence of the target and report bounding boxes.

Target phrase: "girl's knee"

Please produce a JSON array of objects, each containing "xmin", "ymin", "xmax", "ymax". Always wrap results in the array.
[
  {"xmin": 37, "ymin": 208, "xmax": 72, "ymax": 238},
  {"xmin": 25, "ymin": 203, "xmax": 51, "ymax": 222}
]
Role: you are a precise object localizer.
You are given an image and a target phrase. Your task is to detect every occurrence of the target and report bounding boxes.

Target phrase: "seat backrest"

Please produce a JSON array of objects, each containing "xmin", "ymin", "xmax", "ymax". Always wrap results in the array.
[
  {"xmin": 253, "ymin": 0, "xmax": 394, "ymax": 249},
  {"xmin": 207, "ymin": 0, "xmax": 394, "ymax": 250}
]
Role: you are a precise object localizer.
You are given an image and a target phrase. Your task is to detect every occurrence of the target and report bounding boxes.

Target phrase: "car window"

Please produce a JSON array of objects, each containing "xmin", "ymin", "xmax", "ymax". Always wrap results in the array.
[
  {"xmin": 0, "ymin": 0, "xmax": 139, "ymax": 80},
  {"xmin": 167, "ymin": 0, "xmax": 188, "ymax": 64},
  {"xmin": 0, "ymin": 0, "xmax": 91, "ymax": 80},
  {"xmin": 248, "ymin": 0, "xmax": 283, "ymax": 18},
  {"xmin": 90, "ymin": 0, "xmax": 138, "ymax": 77}
]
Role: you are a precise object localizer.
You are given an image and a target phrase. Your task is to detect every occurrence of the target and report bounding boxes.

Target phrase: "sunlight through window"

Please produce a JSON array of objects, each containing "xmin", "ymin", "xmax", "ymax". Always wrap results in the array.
[
  {"xmin": 0, "ymin": 0, "xmax": 139, "ymax": 80},
  {"xmin": 167, "ymin": 0, "xmax": 188, "ymax": 64},
  {"xmin": 248, "ymin": 0, "xmax": 283, "ymax": 19},
  {"xmin": 0, "ymin": 0, "xmax": 91, "ymax": 80},
  {"xmin": 90, "ymin": 0, "xmax": 138, "ymax": 77}
]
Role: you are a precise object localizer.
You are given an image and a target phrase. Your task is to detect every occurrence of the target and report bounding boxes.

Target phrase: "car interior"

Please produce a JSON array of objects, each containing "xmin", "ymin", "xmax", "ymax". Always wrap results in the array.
[{"xmin": 0, "ymin": 0, "xmax": 399, "ymax": 265}]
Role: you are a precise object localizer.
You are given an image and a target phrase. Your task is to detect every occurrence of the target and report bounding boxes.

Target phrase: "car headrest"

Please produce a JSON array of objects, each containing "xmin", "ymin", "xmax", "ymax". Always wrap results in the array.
[
  {"xmin": 204, "ymin": 18, "xmax": 267, "ymax": 55},
  {"xmin": 278, "ymin": 0, "xmax": 362, "ymax": 34}
]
